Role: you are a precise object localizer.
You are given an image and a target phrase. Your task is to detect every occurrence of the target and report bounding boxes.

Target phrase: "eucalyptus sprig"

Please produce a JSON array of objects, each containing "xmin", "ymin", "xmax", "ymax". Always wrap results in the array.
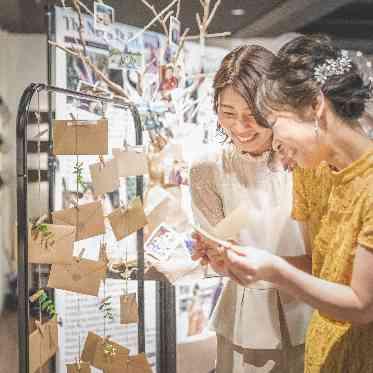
[
  {"xmin": 31, "ymin": 222, "xmax": 55, "ymax": 250},
  {"xmin": 99, "ymin": 296, "xmax": 114, "ymax": 322},
  {"xmin": 103, "ymin": 339, "xmax": 117, "ymax": 359},
  {"xmin": 73, "ymin": 160, "xmax": 88, "ymax": 193},
  {"xmin": 29, "ymin": 289, "xmax": 57, "ymax": 320}
]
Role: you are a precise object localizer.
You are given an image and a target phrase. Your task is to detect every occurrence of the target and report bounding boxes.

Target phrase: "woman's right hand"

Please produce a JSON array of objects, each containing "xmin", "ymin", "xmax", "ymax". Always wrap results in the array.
[{"xmin": 191, "ymin": 232, "xmax": 227, "ymax": 275}]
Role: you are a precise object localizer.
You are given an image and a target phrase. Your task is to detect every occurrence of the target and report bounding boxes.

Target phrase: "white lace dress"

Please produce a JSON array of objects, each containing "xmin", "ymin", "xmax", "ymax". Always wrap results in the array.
[{"xmin": 190, "ymin": 144, "xmax": 312, "ymax": 373}]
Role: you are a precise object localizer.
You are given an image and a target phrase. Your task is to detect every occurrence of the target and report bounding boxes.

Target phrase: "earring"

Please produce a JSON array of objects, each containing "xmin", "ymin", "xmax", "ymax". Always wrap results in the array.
[{"xmin": 314, "ymin": 118, "xmax": 320, "ymax": 136}]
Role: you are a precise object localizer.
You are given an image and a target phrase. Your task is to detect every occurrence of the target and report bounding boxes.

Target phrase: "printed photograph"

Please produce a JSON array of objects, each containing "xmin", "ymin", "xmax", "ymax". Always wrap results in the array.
[
  {"xmin": 169, "ymin": 16, "xmax": 181, "ymax": 47},
  {"xmin": 94, "ymin": 1, "xmax": 115, "ymax": 30}
]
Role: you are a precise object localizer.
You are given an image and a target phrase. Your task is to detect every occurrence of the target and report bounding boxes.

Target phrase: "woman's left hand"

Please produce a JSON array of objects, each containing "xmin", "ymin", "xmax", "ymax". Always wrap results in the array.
[{"xmin": 222, "ymin": 244, "xmax": 278, "ymax": 286}]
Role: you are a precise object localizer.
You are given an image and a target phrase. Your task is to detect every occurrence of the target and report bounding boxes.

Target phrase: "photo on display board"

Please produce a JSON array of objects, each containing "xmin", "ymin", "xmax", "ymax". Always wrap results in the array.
[
  {"xmin": 109, "ymin": 50, "xmax": 143, "ymax": 71},
  {"xmin": 66, "ymin": 52, "xmax": 109, "ymax": 114},
  {"xmin": 159, "ymin": 64, "xmax": 179, "ymax": 102},
  {"xmin": 94, "ymin": 1, "xmax": 115, "ymax": 31},
  {"xmin": 143, "ymin": 32, "xmax": 162, "ymax": 75},
  {"xmin": 169, "ymin": 16, "xmax": 181, "ymax": 47}
]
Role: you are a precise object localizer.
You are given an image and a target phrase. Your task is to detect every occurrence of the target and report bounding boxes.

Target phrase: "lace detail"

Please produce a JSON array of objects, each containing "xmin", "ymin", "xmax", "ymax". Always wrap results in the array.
[
  {"xmin": 190, "ymin": 160, "xmax": 225, "ymax": 226},
  {"xmin": 222, "ymin": 145, "xmax": 272, "ymax": 189},
  {"xmin": 292, "ymin": 149, "xmax": 373, "ymax": 372}
]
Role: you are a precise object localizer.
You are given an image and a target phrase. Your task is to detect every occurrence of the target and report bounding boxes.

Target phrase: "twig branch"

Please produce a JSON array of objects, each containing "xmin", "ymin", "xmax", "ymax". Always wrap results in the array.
[
  {"xmin": 176, "ymin": 0, "xmax": 182, "ymax": 19},
  {"xmin": 173, "ymin": 27, "xmax": 190, "ymax": 66},
  {"xmin": 142, "ymin": 0, "xmax": 170, "ymax": 37},
  {"xmin": 72, "ymin": 0, "xmax": 88, "ymax": 57},
  {"xmin": 127, "ymin": 0, "xmax": 178, "ymax": 43},
  {"xmin": 49, "ymin": 41, "xmax": 130, "ymax": 100},
  {"xmin": 76, "ymin": 0, "xmax": 94, "ymax": 17},
  {"xmin": 185, "ymin": 31, "xmax": 231, "ymax": 40},
  {"xmin": 206, "ymin": 0, "xmax": 221, "ymax": 28}
]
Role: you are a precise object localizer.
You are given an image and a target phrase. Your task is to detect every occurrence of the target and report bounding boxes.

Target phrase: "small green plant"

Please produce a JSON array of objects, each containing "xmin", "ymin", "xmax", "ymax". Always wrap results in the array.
[
  {"xmin": 73, "ymin": 161, "xmax": 88, "ymax": 193},
  {"xmin": 31, "ymin": 223, "xmax": 55, "ymax": 250},
  {"xmin": 29, "ymin": 289, "xmax": 57, "ymax": 320},
  {"xmin": 103, "ymin": 339, "xmax": 117, "ymax": 359},
  {"xmin": 99, "ymin": 296, "xmax": 114, "ymax": 322}
]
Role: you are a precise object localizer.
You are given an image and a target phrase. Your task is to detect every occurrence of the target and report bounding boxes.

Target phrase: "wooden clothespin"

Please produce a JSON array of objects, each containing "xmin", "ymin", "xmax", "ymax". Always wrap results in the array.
[
  {"xmin": 76, "ymin": 248, "xmax": 86, "ymax": 262},
  {"xmin": 98, "ymin": 155, "xmax": 106, "ymax": 170},
  {"xmin": 99, "ymin": 242, "xmax": 109, "ymax": 264},
  {"xmin": 35, "ymin": 320, "xmax": 44, "ymax": 337}
]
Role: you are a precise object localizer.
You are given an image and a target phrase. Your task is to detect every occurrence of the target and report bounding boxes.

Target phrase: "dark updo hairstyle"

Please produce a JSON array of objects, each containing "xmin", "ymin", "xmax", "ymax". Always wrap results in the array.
[
  {"xmin": 258, "ymin": 34, "xmax": 372, "ymax": 121},
  {"xmin": 213, "ymin": 45, "xmax": 275, "ymax": 137}
]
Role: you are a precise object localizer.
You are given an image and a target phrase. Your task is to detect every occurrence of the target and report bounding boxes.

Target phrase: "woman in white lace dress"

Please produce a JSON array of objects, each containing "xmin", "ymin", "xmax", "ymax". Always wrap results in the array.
[{"xmin": 190, "ymin": 45, "xmax": 311, "ymax": 373}]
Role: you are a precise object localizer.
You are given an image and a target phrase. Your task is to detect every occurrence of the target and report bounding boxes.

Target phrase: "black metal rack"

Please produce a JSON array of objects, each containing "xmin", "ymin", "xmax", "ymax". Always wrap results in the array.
[
  {"xmin": 16, "ymin": 83, "xmax": 148, "ymax": 372},
  {"xmin": 15, "ymin": 4, "xmax": 178, "ymax": 372}
]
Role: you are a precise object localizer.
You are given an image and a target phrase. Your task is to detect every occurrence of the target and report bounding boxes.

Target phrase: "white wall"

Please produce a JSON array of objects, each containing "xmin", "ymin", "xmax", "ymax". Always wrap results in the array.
[{"xmin": 0, "ymin": 30, "xmax": 46, "ymax": 313}]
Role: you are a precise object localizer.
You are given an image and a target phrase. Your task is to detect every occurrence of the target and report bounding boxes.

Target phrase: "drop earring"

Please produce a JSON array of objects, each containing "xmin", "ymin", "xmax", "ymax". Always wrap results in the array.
[{"xmin": 314, "ymin": 118, "xmax": 320, "ymax": 136}]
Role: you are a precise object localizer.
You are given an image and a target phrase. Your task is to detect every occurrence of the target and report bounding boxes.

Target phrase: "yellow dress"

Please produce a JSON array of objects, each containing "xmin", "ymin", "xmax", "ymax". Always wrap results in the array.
[{"xmin": 292, "ymin": 149, "xmax": 373, "ymax": 373}]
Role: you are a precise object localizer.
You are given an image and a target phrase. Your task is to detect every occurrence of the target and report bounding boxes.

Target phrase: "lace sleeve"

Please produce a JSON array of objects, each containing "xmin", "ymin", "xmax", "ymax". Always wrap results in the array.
[
  {"xmin": 291, "ymin": 166, "xmax": 310, "ymax": 222},
  {"xmin": 190, "ymin": 161, "xmax": 224, "ymax": 229}
]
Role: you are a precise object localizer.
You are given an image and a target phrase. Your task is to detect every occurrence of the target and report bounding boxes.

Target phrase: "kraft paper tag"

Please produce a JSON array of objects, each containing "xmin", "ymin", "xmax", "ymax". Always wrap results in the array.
[
  {"xmin": 53, "ymin": 119, "xmax": 108, "ymax": 155},
  {"xmin": 108, "ymin": 197, "xmax": 147, "ymax": 241},
  {"xmin": 28, "ymin": 224, "xmax": 75, "ymax": 264},
  {"xmin": 113, "ymin": 147, "xmax": 148, "ymax": 177},
  {"xmin": 52, "ymin": 201, "xmax": 106, "ymax": 241},
  {"xmin": 120, "ymin": 293, "xmax": 139, "ymax": 324},
  {"xmin": 89, "ymin": 158, "xmax": 120, "ymax": 197}
]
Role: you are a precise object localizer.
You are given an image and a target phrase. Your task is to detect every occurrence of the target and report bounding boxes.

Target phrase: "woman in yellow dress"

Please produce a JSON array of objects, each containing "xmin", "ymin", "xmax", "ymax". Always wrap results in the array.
[{"xmin": 194, "ymin": 34, "xmax": 373, "ymax": 372}]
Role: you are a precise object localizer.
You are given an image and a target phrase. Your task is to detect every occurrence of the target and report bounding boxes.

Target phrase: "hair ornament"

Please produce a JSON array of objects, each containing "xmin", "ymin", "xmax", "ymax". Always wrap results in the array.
[{"xmin": 313, "ymin": 51, "xmax": 352, "ymax": 86}]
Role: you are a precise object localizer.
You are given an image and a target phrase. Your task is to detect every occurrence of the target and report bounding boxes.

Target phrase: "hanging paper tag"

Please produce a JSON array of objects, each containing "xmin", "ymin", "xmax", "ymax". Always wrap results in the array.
[{"xmin": 120, "ymin": 293, "xmax": 139, "ymax": 324}]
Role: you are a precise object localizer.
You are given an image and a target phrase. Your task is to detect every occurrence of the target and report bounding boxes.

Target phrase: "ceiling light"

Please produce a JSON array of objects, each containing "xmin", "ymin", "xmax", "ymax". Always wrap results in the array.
[{"xmin": 231, "ymin": 8, "xmax": 246, "ymax": 16}]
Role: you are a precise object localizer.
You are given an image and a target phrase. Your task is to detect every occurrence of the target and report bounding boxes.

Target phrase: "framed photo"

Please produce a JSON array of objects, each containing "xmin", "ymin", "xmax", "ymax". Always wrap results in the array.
[
  {"xmin": 94, "ymin": 1, "xmax": 115, "ymax": 31},
  {"xmin": 169, "ymin": 16, "xmax": 181, "ymax": 47}
]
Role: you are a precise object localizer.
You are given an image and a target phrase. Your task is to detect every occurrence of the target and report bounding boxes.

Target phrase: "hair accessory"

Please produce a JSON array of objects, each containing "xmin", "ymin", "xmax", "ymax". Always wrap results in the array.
[{"xmin": 313, "ymin": 52, "xmax": 352, "ymax": 86}]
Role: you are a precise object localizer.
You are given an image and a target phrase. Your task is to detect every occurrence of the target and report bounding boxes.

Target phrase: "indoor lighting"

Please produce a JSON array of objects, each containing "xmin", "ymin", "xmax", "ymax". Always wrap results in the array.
[{"xmin": 231, "ymin": 8, "xmax": 246, "ymax": 16}]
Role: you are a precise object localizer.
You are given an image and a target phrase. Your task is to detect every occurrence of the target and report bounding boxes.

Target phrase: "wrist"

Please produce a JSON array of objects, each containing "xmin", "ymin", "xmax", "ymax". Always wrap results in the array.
[{"xmin": 265, "ymin": 253, "xmax": 287, "ymax": 285}]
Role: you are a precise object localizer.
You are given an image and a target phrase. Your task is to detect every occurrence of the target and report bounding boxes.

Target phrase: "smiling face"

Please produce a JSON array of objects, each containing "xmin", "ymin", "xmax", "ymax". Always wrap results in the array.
[
  {"xmin": 268, "ymin": 108, "xmax": 330, "ymax": 169},
  {"xmin": 218, "ymin": 86, "xmax": 272, "ymax": 154}
]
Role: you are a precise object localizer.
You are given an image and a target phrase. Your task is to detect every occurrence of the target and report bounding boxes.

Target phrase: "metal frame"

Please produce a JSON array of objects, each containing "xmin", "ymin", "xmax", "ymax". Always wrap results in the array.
[{"xmin": 16, "ymin": 83, "xmax": 145, "ymax": 373}]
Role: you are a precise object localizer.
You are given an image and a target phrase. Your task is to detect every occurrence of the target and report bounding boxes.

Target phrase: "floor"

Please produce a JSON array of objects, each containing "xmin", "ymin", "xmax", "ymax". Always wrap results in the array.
[{"xmin": 0, "ymin": 310, "xmax": 18, "ymax": 373}]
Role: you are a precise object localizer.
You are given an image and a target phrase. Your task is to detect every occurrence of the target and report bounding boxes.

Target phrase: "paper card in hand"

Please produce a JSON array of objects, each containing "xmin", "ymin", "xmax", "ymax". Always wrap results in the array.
[
  {"xmin": 29, "ymin": 319, "xmax": 58, "ymax": 373},
  {"xmin": 47, "ymin": 257, "xmax": 107, "ymax": 297},
  {"xmin": 110, "ymin": 353, "xmax": 152, "ymax": 373},
  {"xmin": 192, "ymin": 225, "xmax": 232, "ymax": 251},
  {"xmin": 89, "ymin": 159, "xmax": 120, "ymax": 197},
  {"xmin": 81, "ymin": 332, "xmax": 102, "ymax": 364},
  {"xmin": 53, "ymin": 119, "xmax": 108, "ymax": 155},
  {"xmin": 66, "ymin": 362, "xmax": 91, "ymax": 373},
  {"xmin": 92, "ymin": 337, "xmax": 130, "ymax": 371},
  {"xmin": 108, "ymin": 197, "xmax": 147, "ymax": 241},
  {"xmin": 145, "ymin": 223, "xmax": 187, "ymax": 260},
  {"xmin": 161, "ymin": 143, "xmax": 184, "ymax": 162},
  {"xmin": 52, "ymin": 201, "xmax": 106, "ymax": 241},
  {"xmin": 145, "ymin": 186, "xmax": 188, "ymax": 236},
  {"xmin": 214, "ymin": 205, "xmax": 249, "ymax": 241},
  {"xmin": 120, "ymin": 293, "xmax": 139, "ymax": 324},
  {"xmin": 145, "ymin": 251, "xmax": 202, "ymax": 284},
  {"xmin": 113, "ymin": 147, "xmax": 148, "ymax": 177},
  {"xmin": 28, "ymin": 224, "xmax": 75, "ymax": 264}
]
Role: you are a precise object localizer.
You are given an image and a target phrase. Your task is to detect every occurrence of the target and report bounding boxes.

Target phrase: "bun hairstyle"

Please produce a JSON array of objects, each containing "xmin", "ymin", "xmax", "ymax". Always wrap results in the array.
[
  {"xmin": 213, "ymin": 45, "xmax": 275, "ymax": 136},
  {"xmin": 258, "ymin": 34, "xmax": 372, "ymax": 121}
]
